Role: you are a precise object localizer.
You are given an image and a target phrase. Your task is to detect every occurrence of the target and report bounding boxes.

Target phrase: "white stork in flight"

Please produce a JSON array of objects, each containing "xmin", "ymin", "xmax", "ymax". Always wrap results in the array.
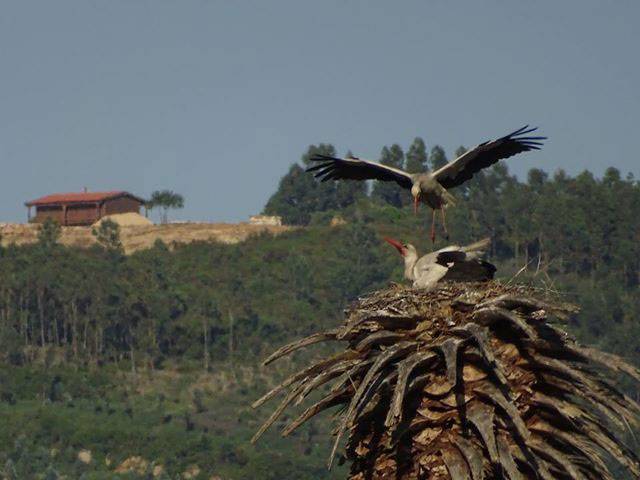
[{"xmin": 307, "ymin": 125, "xmax": 546, "ymax": 242}]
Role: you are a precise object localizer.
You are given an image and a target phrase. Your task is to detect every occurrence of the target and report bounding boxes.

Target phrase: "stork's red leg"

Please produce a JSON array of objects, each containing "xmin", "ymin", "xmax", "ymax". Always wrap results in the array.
[
  {"xmin": 430, "ymin": 209, "xmax": 436, "ymax": 244},
  {"xmin": 440, "ymin": 208, "xmax": 450, "ymax": 241}
]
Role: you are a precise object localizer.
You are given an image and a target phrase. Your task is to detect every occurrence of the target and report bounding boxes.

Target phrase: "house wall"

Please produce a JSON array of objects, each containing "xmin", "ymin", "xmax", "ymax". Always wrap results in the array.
[
  {"xmin": 34, "ymin": 204, "xmax": 100, "ymax": 226},
  {"xmin": 103, "ymin": 196, "xmax": 142, "ymax": 216},
  {"xmin": 66, "ymin": 204, "xmax": 100, "ymax": 226},
  {"xmin": 32, "ymin": 206, "xmax": 65, "ymax": 224}
]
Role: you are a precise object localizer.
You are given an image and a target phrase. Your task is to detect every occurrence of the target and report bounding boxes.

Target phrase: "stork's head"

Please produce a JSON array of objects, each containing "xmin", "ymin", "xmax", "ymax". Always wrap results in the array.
[
  {"xmin": 410, "ymin": 184, "xmax": 421, "ymax": 214},
  {"xmin": 384, "ymin": 237, "xmax": 416, "ymax": 258}
]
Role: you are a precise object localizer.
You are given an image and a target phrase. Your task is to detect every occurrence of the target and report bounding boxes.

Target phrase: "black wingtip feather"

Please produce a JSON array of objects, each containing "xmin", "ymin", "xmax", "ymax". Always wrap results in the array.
[
  {"xmin": 309, "ymin": 154, "xmax": 338, "ymax": 163},
  {"xmin": 306, "ymin": 163, "xmax": 332, "ymax": 173},
  {"xmin": 515, "ymin": 127, "xmax": 538, "ymax": 137},
  {"xmin": 518, "ymin": 137, "xmax": 547, "ymax": 142},
  {"xmin": 508, "ymin": 125, "xmax": 531, "ymax": 137}
]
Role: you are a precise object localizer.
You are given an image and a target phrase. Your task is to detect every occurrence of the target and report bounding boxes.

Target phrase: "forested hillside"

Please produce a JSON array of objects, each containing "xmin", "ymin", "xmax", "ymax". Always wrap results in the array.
[{"xmin": 1, "ymin": 139, "xmax": 640, "ymax": 478}]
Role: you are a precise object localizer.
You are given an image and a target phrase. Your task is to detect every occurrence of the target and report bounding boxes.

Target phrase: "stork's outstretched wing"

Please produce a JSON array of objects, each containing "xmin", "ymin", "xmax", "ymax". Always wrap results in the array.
[
  {"xmin": 307, "ymin": 155, "xmax": 414, "ymax": 190},
  {"xmin": 433, "ymin": 126, "xmax": 546, "ymax": 189}
]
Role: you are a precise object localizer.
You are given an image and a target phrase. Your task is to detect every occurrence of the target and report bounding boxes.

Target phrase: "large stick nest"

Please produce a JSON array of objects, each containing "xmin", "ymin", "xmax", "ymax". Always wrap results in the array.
[{"xmin": 252, "ymin": 282, "xmax": 640, "ymax": 479}]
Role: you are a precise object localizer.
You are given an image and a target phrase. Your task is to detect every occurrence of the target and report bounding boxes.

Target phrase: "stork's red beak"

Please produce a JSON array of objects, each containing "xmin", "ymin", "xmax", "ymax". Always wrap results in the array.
[
  {"xmin": 384, "ymin": 237, "xmax": 407, "ymax": 256},
  {"xmin": 413, "ymin": 195, "xmax": 419, "ymax": 215}
]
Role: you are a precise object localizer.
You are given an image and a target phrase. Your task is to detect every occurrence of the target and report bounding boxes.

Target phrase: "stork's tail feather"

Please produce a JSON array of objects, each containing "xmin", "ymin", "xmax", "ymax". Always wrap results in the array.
[
  {"xmin": 462, "ymin": 237, "xmax": 491, "ymax": 254},
  {"xmin": 480, "ymin": 260, "xmax": 497, "ymax": 280}
]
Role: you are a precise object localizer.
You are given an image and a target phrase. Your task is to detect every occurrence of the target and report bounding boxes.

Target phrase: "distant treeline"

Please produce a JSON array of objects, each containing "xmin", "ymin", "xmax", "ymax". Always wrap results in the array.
[
  {"xmin": 1, "ymin": 142, "xmax": 640, "ymax": 371},
  {"xmin": 0, "ymin": 220, "xmax": 396, "ymax": 369}
]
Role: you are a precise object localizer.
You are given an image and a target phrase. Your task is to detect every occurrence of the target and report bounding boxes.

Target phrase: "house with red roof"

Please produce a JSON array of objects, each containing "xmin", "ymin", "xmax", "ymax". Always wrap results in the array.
[{"xmin": 25, "ymin": 191, "xmax": 146, "ymax": 226}]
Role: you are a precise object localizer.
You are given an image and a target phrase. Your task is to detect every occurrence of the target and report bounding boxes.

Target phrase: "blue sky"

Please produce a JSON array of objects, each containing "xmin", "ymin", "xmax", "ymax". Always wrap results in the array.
[{"xmin": 1, "ymin": 1, "xmax": 638, "ymax": 223}]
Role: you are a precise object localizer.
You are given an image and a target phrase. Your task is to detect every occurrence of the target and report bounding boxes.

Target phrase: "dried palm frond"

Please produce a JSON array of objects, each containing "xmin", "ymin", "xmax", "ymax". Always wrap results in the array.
[{"xmin": 252, "ymin": 282, "xmax": 640, "ymax": 479}]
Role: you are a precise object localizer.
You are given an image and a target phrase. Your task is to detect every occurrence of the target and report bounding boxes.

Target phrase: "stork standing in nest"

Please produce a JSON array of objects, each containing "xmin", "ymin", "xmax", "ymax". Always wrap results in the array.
[{"xmin": 307, "ymin": 125, "xmax": 546, "ymax": 242}]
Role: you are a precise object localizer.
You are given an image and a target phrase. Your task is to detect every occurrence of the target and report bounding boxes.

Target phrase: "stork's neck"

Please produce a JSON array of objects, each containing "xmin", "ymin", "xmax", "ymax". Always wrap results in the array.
[{"xmin": 403, "ymin": 251, "xmax": 419, "ymax": 281}]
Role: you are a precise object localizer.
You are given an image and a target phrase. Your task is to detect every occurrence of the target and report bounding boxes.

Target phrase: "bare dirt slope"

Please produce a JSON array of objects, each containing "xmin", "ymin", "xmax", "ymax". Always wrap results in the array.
[{"xmin": 0, "ymin": 222, "xmax": 294, "ymax": 253}]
